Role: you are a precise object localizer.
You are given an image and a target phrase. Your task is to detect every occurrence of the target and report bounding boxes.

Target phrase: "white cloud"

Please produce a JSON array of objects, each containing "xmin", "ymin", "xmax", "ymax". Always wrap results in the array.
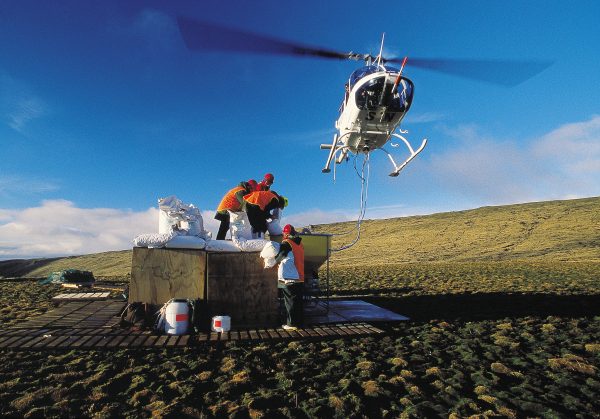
[
  {"xmin": 0, "ymin": 72, "xmax": 47, "ymax": 133},
  {"xmin": 428, "ymin": 116, "xmax": 600, "ymax": 204},
  {"xmin": 405, "ymin": 112, "xmax": 445, "ymax": 124},
  {"xmin": 0, "ymin": 200, "xmax": 156, "ymax": 259},
  {"xmin": 0, "ymin": 175, "xmax": 59, "ymax": 196}
]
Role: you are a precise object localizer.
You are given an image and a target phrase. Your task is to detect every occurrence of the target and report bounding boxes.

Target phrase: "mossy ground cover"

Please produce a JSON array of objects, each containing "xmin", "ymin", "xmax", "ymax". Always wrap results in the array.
[{"xmin": 1, "ymin": 261, "xmax": 599, "ymax": 418}]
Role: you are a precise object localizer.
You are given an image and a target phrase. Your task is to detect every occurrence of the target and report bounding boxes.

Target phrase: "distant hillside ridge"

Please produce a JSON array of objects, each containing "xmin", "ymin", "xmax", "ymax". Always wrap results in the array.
[
  {"xmin": 317, "ymin": 196, "xmax": 600, "ymax": 268},
  {"xmin": 1, "ymin": 196, "xmax": 598, "ymax": 278}
]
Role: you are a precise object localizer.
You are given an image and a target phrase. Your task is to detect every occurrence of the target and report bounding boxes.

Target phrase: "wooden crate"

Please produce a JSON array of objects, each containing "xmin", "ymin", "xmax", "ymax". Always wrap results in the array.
[
  {"xmin": 129, "ymin": 247, "xmax": 279, "ymax": 328},
  {"xmin": 129, "ymin": 248, "xmax": 206, "ymax": 304},
  {"xmin": 207, "ymin": 252, "xmax": 278, "ymax": 327}
]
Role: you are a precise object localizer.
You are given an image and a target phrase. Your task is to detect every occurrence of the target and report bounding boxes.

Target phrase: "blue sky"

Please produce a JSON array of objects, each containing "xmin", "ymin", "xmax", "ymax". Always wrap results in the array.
[{"xmin": 1, "ymin": 1, "xmax": 599, "ymax": 258}]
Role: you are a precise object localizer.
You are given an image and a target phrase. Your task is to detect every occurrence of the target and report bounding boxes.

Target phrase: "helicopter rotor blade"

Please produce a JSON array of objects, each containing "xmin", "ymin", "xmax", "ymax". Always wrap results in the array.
[
  {"xmin": 177, "ymin": 16, "xmax": 364, "ymax": 61},
  {"xmin": 387, "ymin": 57, "xmax": 552, "ymax": 87}
]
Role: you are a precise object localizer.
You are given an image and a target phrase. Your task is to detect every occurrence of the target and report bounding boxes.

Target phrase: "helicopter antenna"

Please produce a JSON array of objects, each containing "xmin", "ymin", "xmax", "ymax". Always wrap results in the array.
[{"xmin": 376, "ymin": 33, "xmax": 385, "ymax": 67}]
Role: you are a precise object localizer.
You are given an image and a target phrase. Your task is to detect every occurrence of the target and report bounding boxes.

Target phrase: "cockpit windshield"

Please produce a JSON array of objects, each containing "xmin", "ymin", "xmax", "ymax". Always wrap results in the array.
[{"xmin": 354, "ymin": 72, "xmax": 414, "ymax": 113}]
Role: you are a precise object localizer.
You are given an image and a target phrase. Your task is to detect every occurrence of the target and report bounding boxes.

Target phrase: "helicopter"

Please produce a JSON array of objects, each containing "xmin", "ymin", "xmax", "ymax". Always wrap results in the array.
[{"xmin": 177, "ymin": 17, "xmax": 551, "ymax": 177}]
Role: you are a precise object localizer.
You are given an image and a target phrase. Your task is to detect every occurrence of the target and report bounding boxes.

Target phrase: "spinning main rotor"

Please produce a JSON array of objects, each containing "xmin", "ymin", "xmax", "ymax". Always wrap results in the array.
[{"xmin": 177, "ymin": 16, "xmax": 552, "ymax": 87}]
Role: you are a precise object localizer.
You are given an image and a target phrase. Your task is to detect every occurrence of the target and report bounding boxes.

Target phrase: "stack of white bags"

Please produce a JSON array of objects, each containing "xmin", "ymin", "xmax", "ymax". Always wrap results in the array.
[{"xmin": 133, "ymin": 196, "xmax": 281, "ymax": 260}]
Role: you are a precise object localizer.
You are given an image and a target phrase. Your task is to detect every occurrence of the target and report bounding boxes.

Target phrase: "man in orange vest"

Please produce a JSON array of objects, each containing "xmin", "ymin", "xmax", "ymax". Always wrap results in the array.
[
  {"xmin": 242, "ymin": 189, "xmax": 286, "ymax": 238},
  {"xmin": 275, "ymin": 224, "xmax": 304, "ymax": 330},
  {"xmin": 214, "ymin": 180, "xmax": 256, "ymax": 240}
]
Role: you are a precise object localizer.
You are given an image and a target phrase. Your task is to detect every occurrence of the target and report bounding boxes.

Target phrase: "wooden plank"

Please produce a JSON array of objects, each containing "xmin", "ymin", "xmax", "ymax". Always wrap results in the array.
[
  {"xmin": 129, "ymin": 334, "xmax": 150, "ymax": 348},
  {"xmin": 350, "ymin": 323, "xmax": 372, "ymax": 335},
  {"xmin": 5, "ymin": 335, "xmax": 38, "ymax": 349},
  {"xmin": 286, "ymin": 328, "xmax": 305, "ymax": 338},
  {"xmin": 265, "ymin": 329, "xmax": 280, "ymax": 340},
  {"xmin": 248, "ymin": 329, "xmax": 259, "ymax": 340},
  {"xmin": 276, "ymin": 328, "xmax": 293, "ymax": 339},
  {"xmin": 80, "ymin": 335, "xmax": 107, "ymax": 348},
  {"xmin": 32, "ymin": 334, "xmax": 63, "ymax": 349},
  {"xmin": 118, "ymin": 334, "xmax": 140, "ymax": 348},
  {"xmin": 56, "ymin": 335, "xmax": 82, "ymax": 348},
  {"xmin": 70, "ymin": 335, "xmax": 95, "ymax": 348},
  {"xmin": 105, "ymin": 334, "xmax": 128, "ymax": 348},
  {"xmin": 44, "ymin": 335, "xmax": 71, "ymax": 348},
  {"xmin": 302, "ymin": 327, "xmax": 319, "ymax": 338},
  {"xmin": 153, "ymin": 335, "xmax": 170, "ymax": 347},
  {"xmin": 20, "ymin": 334, "xmax": 52, "ymax": 349},
  {"xmin": 229, "ymin": 330, "xmax": 240, "ymax": 341},
  {"xmin": 0, "ymin": 336, "xmax": 25, "ymax": 348},
  {"xmin": 329, "ymin": 324, "xmax": 356, "ymax": 336},
  {"xmin": 165, "ymin": 336, "xmax": 180, "ymax": 347},
  {"xmin": 142, "ymin": 335, "xmax": 160, "ymax": 347},
  {"xmin": 324, "ymin": 325, "xmax": 348, "ymax": 337},
  {"xmin": 130, "ymin": 248, "xmax": 206, "ymax": 305},
  {"xmin": 209, "ymin": 332, "xmax": 220, "ymax": 342},
  {"xmin": 362, "ymin": 323, "xmax": 385, "ymax": 334},
  {"xmin": 305, "ymin": 326, "xmax": 327, "ymax": 337},
  {"xmin": 176, "ymin": 335, "xmax": 190, "ymax": 347}
]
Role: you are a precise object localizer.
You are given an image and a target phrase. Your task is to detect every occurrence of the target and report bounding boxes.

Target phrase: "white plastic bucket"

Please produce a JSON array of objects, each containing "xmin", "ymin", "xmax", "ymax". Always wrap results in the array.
[
  {"xmin": 165, "ymin": 299, "xmax": 189, "ymax": 335},
  {"xmin": 211, "ymin": 315, "xmax": 231, "ymax": 333}
]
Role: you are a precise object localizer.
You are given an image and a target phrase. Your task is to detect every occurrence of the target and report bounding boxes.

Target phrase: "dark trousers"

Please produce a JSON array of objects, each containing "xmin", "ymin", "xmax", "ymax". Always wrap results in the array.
[
  {"xmin": 214, "ymin": 212, "xmax": 230, "ymax": 240},
  {"xmin": 282, "ymin": 282, "xmax": 304, "ymax": 327}
]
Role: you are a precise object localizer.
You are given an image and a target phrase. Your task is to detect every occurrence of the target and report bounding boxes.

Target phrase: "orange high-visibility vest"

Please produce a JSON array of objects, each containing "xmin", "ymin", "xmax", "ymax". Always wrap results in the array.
[
  {"xmin": 243, "ymin": 191, "xmax": 277, "ymax": 211},
  {"xmin": 217, "ymin": 186, "xmax": 245, "ymax": 212},
  {"xmin": 284, "ymin": 238, "xmax": 304, "ymax": 281}
]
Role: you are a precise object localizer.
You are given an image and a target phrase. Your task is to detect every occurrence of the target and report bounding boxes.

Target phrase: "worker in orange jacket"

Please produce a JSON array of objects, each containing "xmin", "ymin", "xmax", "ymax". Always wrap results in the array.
[
  {"xmin": 275, "ymin": 224, "xmax": 304, "ymax": 330},
  {"xmin": 214, "ymin": 180, "xmax": 256, "ymax": 240},
  {"xmin": 242, "ymin": 189, "xmax": 286, "ymax": 237}
]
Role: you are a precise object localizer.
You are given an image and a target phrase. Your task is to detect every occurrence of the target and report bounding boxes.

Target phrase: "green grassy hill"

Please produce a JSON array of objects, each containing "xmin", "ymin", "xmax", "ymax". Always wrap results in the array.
[
  {"xmin": 319, "ymin": 196, "xmax": 600, "ymax": 267},
  {"xmin": 1, "ymin": 196, "xmax": 598, "ymax": 278}
]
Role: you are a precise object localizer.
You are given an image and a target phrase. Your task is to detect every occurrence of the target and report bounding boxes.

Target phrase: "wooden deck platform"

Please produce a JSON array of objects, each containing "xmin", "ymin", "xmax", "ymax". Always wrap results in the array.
[
  {"xmin": 0, "ymin": 300, "xmax": 387, "ymax": 350},
  {"xmin": 52, "ymin": 292, "xmax": 111, "ymax": 302}
]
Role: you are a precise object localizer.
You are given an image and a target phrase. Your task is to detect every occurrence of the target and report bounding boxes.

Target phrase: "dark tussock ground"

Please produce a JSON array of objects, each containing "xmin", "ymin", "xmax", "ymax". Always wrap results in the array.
[{"xmin": 1, "ymin": 197, "xmax": 599, "ymax": 417}]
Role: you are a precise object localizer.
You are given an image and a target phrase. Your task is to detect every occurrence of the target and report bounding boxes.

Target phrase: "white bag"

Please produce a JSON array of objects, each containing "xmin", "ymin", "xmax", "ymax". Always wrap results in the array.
[
  {"xmin": 232, "ymin": 238, "xmax": 270, "ymax": 252},
  {"xmin": 278, "ymin": 253, "xmax": 299, "ymax": 281},
  {"xmin": 133, "ymin": 232, "xmax": 176, "ymax": 248},
  {"xmin": 260, "ymin": 241, "xmax": 280, "ymax": 268},
  {"xmin": 204, "ymin": 240, "xmax": 242, "ymax": 252},
  {"xmin": 164, "ymin": 235, "xmax": 206, "ymax": 249},
  {"xmin": 158, "ymin": 195, "xmax": 209, "ymax": 238},
  {"xmin": 229, "ymin": 210, "xmax": 253, "ymax": 240}
]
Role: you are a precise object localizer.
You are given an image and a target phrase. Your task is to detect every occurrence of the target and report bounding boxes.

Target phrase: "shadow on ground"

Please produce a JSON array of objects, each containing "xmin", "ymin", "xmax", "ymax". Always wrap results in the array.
[
  {"xmin": 0, "ymin": 258, "xmax": 64, "ymax": 278},
  {"xmin": 362, "ymin": 292, "xmax": 600, "ymax": 322}
]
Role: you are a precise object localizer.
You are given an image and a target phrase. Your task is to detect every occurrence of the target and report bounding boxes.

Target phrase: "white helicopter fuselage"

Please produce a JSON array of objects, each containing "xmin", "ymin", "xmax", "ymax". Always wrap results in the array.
[
  {"xmin": 336, "ymin": 70, "xmax": 408, "ymax": 154},
  {"xmin": 322, "ymin": 64, "xmax": 427, "ymax": 176}
]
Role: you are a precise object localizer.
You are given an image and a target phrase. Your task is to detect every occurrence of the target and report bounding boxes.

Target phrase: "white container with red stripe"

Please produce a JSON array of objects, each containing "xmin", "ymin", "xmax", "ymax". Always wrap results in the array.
[
  {"xmin": 164, "ymin": 299, "xmax": 189, "ymax": 335},
  {"xmin": 211, "ymin": 315, "xmax": 231, "ymax": 333}
]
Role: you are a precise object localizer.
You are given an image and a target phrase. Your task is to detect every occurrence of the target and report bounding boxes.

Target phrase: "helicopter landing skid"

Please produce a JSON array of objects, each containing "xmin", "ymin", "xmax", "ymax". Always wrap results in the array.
[
  {"xmin": 321, "ymin": 133, "xmax": 348, "ymax": 173},
  {"xmin": 384, "ymin": 134, "xmax": 427, "ymax": 177}
]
